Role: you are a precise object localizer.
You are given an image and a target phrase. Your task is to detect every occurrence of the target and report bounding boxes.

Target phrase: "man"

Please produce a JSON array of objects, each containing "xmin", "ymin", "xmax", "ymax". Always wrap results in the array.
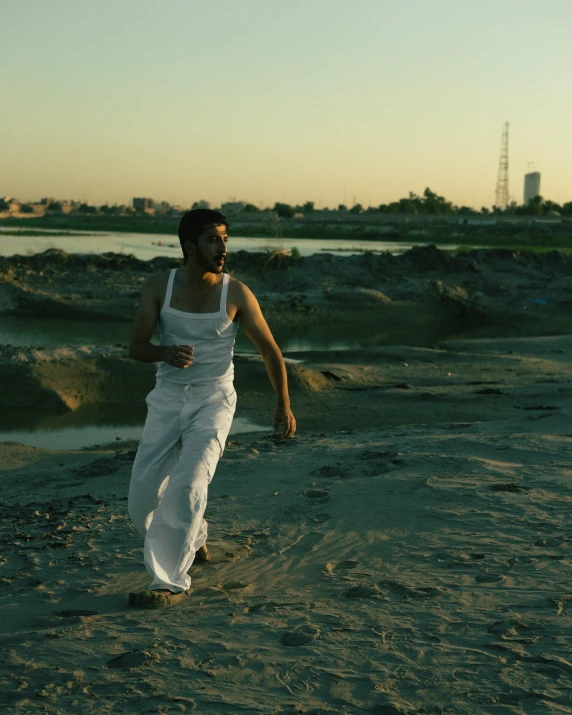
[{"xmin": 127, "ymin": 208, "xmax": 296, "ymax": 608}]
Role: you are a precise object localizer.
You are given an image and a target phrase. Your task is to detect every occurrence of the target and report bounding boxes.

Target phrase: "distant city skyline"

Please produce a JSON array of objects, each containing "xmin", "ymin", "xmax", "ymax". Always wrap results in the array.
[
  {"xmin": 3, "ymin": 0, "xmax": 571, "ymax": 208},
  {"xmin": 1, "ymin": 184, "xmax": 560, "ymax": 212}
]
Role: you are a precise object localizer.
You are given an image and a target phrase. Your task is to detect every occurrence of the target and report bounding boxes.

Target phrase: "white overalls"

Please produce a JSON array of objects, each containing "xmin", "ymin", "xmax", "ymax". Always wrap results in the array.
[{"xmin": 128, "ymin": 268, "xmax": 238, "ymax": 592}]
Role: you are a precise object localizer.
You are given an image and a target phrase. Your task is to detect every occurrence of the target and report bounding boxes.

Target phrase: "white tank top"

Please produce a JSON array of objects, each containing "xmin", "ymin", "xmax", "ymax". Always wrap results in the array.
[{"xmin": 155, "ymin": 268, "xmax": 239, "ymax": 385}]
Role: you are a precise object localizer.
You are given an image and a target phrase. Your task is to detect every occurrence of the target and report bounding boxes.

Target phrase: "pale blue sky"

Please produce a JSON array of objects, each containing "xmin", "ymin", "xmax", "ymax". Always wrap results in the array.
[{"xmin": 3, "ymin": 0, "xmax": 571, "ymax": 208}]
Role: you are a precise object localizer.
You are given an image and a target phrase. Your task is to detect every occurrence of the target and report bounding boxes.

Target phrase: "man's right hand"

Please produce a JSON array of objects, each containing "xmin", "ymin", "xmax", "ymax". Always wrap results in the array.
[{"xmin": 164, "ymin": 345, "xmax": 194, "ymax": 369}]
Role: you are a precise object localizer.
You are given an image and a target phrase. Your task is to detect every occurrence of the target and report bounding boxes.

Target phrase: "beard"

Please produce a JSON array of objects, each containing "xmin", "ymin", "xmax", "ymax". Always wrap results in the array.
[{"xmin": 195, "ymin": 245, "xmax": 225, "ymax": 273}]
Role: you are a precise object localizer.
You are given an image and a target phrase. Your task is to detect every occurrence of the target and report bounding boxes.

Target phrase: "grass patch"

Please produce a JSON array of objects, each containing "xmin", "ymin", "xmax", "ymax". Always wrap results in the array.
[
  {"xmin": 454, "ymin": 244, "xmax": 572, "ymax": 255},
  {"xmin": 0, "ymin": 229, "xmax": 98, "ymax": 237}
]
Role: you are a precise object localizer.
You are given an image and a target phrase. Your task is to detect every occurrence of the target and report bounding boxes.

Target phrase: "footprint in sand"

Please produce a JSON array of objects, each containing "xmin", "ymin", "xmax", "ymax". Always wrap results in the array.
[
  {"xmin": 475, "ymin": 573, "xmax": 505, "ymax": 583},
  {"xmin": 312, "ymin": 463, "xmax": 347, "ymax": 478},
  {"xmin": 325, "ymin": 560, "xmax": 359, "ymax": 575},
  {"xmin": 106, "ymin": 650, "xmax": 160, "ymax": 669},
  {"xmin": 280, "ymin": 624, "xmax": 321, "ymax": 647},
  {"xmin": 345, "ymin": 585, "xmax": 381, "ymax": 599},
  {"xmin": 358, "ymin": 450, "xmax": 403, "ymax": 476},
  {"xmin": 378, "ymin": 579, "xmax": 443, "ymax": 599},
  {"xmin": 488, "ymin": 618, "xmax": 528, "ymax": 635},
  {"xmin": 506, "ymin": 555, "xmax": 534, "ymax": 566},
  {"xmin": 490, "ymin": 483, "xmax": 530, "ymax": 493},
  {"xmin": 303, "ymin": 488, "xmax": 330, "ymax": 502},
  {"xmin": 359, "ymin": 450, "xmax": 400, "ymax": 461},
  {"xmin": 535, "ymin": 537, "xmax": 565, "ymax": 547},
  {"xmin": 222, "ymin": 580, "xmax": 248, "ymax": 590}
]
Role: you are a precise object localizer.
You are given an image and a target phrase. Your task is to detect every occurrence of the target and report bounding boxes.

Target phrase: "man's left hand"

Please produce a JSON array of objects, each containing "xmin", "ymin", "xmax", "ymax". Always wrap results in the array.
[{"xmin": 274, "ymin": 405, "xmax": 296, "ymax": 439}]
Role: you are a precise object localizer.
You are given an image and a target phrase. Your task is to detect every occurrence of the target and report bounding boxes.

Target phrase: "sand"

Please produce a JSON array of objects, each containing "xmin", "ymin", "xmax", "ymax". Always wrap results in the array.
[
  {"xmin": 0, "ymin": 334, "xmax": 571, "ymax": 713},
  {"xmin": 2, "ymin": 336, "xmax": 572, "ymax": 436},
  {"xmin": 1, "ymin": 248, "xmax": 571, "ymax": 713}
]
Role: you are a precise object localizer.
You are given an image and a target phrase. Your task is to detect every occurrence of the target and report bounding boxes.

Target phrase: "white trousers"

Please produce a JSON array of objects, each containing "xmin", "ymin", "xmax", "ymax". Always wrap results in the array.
[{"xmin": 128, "ymin": 378, "xmax": 237, "ymax": 592}]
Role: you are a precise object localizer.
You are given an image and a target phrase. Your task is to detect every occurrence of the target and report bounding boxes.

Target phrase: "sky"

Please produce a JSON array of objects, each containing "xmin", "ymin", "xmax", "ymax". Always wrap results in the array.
[{"xmin": 3, "ymin": 0, "xmax": 571, "ymax": 209}]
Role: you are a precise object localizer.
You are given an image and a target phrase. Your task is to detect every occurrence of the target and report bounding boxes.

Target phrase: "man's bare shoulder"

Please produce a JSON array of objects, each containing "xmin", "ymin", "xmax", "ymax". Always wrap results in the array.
[
  {"xmin": 142, "ymin": 269, "xmax": 171, "ymax": 291},
  {"xmin": 228, "ymin": 276, "xmax": 252, "ymax": 297},
  {"xmin": 137, "ymin": 270, "xmax": 172, "ymax": 308},
  {"xmin": 227, "ymin": 275, "xmax": 254, "ymax": 304}
]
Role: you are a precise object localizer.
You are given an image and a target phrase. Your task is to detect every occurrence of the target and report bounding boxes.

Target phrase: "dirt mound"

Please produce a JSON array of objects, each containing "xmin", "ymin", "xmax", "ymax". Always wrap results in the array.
[
  {"xmin": 234, "ymin": 355, "xmax": 335, "ymax": 395},
  {"xmin": 404, "ymin": 244, "xmax": 455, "ymax": 271},
  {"xmin": 0, "ymin": 348, "xmax": 336, "ymax": 420},
  {"xmin": 324, "ymin": 287, "xmax": 392, "ymax": 306},
  {"xmin": 430, "ymin": 281, "xmax": 489, "ymax": 322},
  {"xmin": 0, "ymin": 246, "xmax": 570, "ymax": 338},
  {"xmin": 0, "ymin": 346, "xmax": 155, "ymax": 415}
]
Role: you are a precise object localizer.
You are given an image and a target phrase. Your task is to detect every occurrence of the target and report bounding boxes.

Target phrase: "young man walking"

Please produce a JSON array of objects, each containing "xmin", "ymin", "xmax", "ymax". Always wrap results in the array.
[{"xmin": 127, "ymin": 209, "xmax": 296, "ymax": 608}]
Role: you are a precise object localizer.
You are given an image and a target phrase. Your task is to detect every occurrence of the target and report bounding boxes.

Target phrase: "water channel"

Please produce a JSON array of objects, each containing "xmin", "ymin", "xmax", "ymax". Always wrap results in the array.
[{"xmin": 0, "ymin": 229, "xmax": 464, "ymax": 449}]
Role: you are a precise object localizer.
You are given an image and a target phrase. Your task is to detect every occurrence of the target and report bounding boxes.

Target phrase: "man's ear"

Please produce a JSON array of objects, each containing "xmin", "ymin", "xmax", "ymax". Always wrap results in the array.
[{"xmin": 184, "ymin": 240, "xmax": 194, "ymax": 258}]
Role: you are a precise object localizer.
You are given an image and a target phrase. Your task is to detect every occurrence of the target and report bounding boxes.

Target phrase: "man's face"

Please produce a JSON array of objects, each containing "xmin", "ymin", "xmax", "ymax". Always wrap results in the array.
[{"xmin": 187, "ymin": 224, "xmax": 228, "ymax": 274}]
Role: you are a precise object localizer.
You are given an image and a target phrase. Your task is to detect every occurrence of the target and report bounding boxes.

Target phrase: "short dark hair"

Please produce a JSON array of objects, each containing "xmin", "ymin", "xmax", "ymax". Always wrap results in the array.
[{"xmin": 178, "ymin": 209, "xmax": 229, "ymax": 263}]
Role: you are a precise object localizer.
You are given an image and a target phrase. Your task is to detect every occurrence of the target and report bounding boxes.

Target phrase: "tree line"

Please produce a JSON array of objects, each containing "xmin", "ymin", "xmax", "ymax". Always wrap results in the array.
[
  {"xmin": 2, "ymin": 188, "xmax": 571, "ymax": 218},
  {"xmin": 269, "ymin": 188, "xmax": 572, "ymax": 218}
]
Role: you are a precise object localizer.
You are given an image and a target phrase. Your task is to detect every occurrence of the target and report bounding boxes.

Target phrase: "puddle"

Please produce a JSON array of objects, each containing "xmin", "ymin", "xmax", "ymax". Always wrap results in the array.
[
  {"xmin": 0, "ymin": 315, "xmax": 449, "ymax": 352},
  {"xmin": 0, "ymin": 315, "xmax": 131, "ymax": 347},
  {"xmin": 0, "ymin": 416, "xmax": 269, "ymax": 451}
]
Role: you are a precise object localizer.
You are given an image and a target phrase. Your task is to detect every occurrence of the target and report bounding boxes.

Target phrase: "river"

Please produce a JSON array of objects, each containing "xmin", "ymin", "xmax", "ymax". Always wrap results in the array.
[{"xmin": 0, "ymin": 227, "xmax": 461, "ymax": 260}]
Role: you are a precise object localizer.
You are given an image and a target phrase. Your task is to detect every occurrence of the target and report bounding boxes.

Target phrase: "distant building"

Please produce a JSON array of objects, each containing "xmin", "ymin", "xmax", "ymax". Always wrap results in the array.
[
  {"xmin": 523, "ymin": 172, "xmax": 541, "ymax": 205},
  {"xmin": 191, "ymin": 200, "xmax": 210, "ymax": 210},
  {"xmin": 154, "ymin": 201, "xmax": 172, "ymax": 214},
  {"xmin": 133, "ymin": 197, "xmax": 155, "ymax": 211},
  {"xmin": 221, "ymin": 201, "xmax": 246, "ymax": 215}
]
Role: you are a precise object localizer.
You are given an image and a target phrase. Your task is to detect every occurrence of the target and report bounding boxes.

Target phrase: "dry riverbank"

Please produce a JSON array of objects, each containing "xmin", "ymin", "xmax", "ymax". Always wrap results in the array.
[
  {"xmin": 0, "ymin": 246, "xmax": 570, "ymax": 336},
  {"xmin": 1, "ymin": 335, "xmax": 571, "ymax": 713},
  {"xmin": 1, "ymin": 248, "xmax": 571, "ymax": 713}
]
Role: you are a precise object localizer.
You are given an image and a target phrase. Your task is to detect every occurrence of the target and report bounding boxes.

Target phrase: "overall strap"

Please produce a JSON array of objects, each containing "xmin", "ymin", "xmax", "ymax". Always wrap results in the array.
[
  {"xmin": 219, "ymin": 273, "xmax": 230, "ymax": 315},
  {"xmin": 162, "ymin": 268, "xmax": 177, "ymax": 311}
]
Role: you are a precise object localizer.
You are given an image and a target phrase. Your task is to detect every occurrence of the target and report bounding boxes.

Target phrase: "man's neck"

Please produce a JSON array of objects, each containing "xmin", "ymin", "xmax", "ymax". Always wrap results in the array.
[{"xmin": 182, "ymin": 264, "xmax": 220, "ymax": 291}]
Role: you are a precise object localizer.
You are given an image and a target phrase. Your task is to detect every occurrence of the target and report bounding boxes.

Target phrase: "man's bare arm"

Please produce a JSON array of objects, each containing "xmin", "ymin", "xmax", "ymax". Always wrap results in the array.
[
  {"xmin": 236, "ymin": 282, "xmax": 296, "ymax": 437},
  {"xmin": 129, "ymin": 274, "xmax": 194, "ymax": 368}
]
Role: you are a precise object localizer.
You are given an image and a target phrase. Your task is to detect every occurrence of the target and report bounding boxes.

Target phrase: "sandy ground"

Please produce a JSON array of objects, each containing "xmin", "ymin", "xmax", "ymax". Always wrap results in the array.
[
  {"xmin": 1, "ymin": 248, "xmax": 571, "ymax": 712},
  {"xmin": 2, "ymin": 336, "xmax": 572, "ymax": 435},
  {"xmin": 1, "ymin": 330, "xmax": 571, "ymax": 713}
]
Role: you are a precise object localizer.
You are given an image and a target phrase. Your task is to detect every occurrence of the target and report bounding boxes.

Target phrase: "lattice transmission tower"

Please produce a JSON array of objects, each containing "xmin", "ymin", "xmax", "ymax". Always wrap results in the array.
[{"xmin": 495, "ymin": 122, "xmax": 509, "ymax": 209}]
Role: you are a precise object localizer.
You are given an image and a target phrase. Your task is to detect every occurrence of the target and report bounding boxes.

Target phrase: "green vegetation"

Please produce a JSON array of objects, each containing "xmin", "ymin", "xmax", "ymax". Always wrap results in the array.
[
  {"xmin": 269, "ymin": 188, "xmax": 572, "ymax": 217},
  {"xmin": 1, "ymin": 185, "xmax": 570, "ymax": 254},
  {"xmin": 0, "ymin": 229, "xmax": 97, "ymax": 237},
  {"xmin": 455, "ymin": 244, "xmax": 572, "ymax": 255},
  {"xmin": 273, "ymin": 202, "xmax": 295, "ymax": 219}
]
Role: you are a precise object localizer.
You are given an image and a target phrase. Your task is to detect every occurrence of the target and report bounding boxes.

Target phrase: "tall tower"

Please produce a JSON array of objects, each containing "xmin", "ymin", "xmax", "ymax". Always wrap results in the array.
[
  {"xmin": 495, "ymin": 122, "xmax": 509, "ymax": 209},
  {"xmin": 523, "ymin": 171, "xmax": 541, "ymax": 205}
]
